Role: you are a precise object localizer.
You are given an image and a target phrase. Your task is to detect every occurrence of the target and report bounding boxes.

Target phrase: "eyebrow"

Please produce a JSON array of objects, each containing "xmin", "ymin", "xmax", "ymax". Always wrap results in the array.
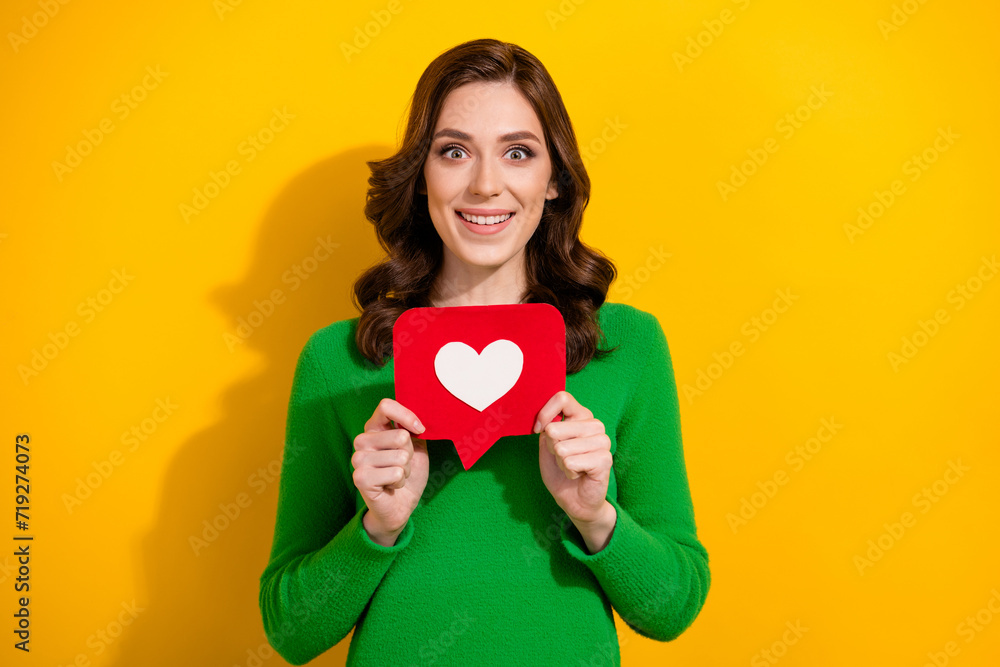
[{"xmin": 432, "ymin": 128, "xmax": 542, "ymax": 144}]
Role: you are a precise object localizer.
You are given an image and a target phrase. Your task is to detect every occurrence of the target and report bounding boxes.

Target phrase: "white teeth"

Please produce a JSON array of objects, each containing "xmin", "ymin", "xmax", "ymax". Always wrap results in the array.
[{"xmin": 459, "ymin": 211, "xmax": 513, "ymax": 225}]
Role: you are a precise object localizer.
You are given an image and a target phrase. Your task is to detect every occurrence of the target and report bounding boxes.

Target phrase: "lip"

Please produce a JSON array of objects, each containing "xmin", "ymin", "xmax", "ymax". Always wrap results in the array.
[
  {"xmin": 455, "ymin": 209, "xmax": 514, "ymax": 235},
  {"xmin": 456, "ymin": 208, "xmax": 514, "ymax": 215}
]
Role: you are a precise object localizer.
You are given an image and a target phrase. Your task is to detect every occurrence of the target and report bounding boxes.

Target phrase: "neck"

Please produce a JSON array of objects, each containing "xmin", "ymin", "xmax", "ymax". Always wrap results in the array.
[{"xmin": 429, "ymin": 252, "xmax": 528, "ymax": 308}]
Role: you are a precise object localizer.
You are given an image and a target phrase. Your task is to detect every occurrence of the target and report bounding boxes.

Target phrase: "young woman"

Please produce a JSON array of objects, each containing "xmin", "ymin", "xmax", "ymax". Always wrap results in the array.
[{"xmin": 259, "ymin": 38, "xmax": 710, "ymax": 666}]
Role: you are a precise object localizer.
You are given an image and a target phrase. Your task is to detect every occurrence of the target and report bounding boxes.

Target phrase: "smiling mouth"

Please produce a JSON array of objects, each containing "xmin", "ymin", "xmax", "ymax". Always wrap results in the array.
[{"xmin": 455, "ymin": 210, "xmax": 515, "ymax": 226}]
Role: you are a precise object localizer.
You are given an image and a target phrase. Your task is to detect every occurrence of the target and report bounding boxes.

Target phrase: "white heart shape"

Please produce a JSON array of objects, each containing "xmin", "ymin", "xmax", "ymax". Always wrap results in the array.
[{"xmin": 434, "ymin": 339, "xmax": 523, "ymax": 412}]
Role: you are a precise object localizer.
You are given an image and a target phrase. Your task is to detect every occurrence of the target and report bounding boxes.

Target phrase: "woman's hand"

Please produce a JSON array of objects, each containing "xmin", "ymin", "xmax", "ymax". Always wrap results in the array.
[
  {"xmin": 352, "ymin": 398, "xmax": 429, "ymax": 546},
  {"xmin": 533, "ymin": 390, "xmax": 614, "ymax": 525}
]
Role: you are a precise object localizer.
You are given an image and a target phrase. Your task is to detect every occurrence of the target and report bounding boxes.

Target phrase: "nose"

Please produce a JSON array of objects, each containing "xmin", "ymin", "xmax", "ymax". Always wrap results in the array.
[{"xmin": 469, "ymin": 157, "xmax": 502, "ymax": 198}]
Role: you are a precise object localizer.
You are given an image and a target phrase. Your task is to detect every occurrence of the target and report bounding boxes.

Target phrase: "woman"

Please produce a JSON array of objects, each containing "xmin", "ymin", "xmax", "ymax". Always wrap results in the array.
[{"xmin": 259, "ymin": 38, "xmax": 710, "ymax": 666}]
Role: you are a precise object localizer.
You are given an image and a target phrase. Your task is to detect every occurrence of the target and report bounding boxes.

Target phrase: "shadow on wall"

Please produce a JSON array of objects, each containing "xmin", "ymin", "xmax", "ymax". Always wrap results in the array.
[{"xmin": 111, "ymin": 146, "xmax": 394, "ymax": 667}]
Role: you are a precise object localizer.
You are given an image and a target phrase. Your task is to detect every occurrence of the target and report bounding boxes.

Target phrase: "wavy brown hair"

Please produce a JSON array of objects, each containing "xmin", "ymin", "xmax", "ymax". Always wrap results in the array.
[{"xmin": 351, "ymin": 38, "xmax": 620, "ymax": 374}]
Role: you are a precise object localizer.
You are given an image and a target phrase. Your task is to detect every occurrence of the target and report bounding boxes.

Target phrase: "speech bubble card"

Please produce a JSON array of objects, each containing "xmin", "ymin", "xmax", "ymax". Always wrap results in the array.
[{"xmin": 393, "ymin": 303, "xmax": 566, "ymax": 470}]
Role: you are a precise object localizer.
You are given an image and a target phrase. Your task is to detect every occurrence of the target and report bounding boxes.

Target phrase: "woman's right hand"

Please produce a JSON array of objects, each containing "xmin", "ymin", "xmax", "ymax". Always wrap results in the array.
[{"xmin": 352, "ymin": 398, "xmax": 429, "ymax": 546}]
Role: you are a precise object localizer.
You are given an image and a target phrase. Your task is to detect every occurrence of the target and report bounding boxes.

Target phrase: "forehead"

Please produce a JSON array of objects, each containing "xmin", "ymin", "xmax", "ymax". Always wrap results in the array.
[{"xmin": 434, "ymin": 81, "xmax": 543, "ymax": 137}]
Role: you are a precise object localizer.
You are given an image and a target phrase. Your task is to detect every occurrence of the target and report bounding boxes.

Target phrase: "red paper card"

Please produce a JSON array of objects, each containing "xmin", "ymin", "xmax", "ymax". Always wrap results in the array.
[{"xmin": 393, "ymin": 303, "xmax": 566, "ymax": 470}]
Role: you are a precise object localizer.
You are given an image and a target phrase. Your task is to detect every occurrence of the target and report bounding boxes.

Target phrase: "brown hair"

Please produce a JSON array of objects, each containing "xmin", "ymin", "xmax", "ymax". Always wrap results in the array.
[{"xmin": 351, "ymin": 38, "xmax": 619, "ymax": 374}]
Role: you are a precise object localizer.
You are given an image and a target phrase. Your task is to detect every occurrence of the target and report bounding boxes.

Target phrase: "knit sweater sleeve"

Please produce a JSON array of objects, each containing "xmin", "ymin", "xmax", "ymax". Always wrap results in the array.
[
  {"xmin": 258, "ymin": 331, "xmax": 415, "ymax": 666},
  {"xmin": 558, "ymin": 309, "xmax": 711, "ymax": 642}
]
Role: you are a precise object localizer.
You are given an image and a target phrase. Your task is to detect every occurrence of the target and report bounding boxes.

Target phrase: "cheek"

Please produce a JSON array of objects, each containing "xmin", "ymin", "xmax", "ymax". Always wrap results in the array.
[
  {"xmin": 512, "ymin": 170, "xmax": 551, "ymax": 201},
  {"xmin": 422, "ymin": 166, "xmax": 444, "ymax": 200},
  {"xmin": 425, "ymin": 164, "xmax": 462, "ymax": 195}
]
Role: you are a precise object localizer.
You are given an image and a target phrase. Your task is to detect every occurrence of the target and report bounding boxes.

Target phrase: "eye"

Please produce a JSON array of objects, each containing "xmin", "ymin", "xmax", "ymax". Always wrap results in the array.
[
  {"xmin": 438, "ymin": 144, "xmax": 536, "ymax": 161},
  {"xmin": 440, "ymin": 144, "xmax": 467, "ymax": 159},
  {"xmin": 505, "ymin": 145, "xmax": 535, "ymax": 160}
]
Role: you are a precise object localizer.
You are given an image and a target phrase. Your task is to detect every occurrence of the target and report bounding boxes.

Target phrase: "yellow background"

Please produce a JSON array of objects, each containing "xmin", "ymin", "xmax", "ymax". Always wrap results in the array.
[{"xmin": 3, "ymin": 0, "xmax": 998, "ymax": 665}]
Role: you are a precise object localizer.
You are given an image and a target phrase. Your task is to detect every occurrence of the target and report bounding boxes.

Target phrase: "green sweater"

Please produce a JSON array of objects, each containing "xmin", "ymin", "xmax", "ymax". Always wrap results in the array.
[{"xmin": 258, "ymin": 302, "xmax": 711, "ymax": 665}]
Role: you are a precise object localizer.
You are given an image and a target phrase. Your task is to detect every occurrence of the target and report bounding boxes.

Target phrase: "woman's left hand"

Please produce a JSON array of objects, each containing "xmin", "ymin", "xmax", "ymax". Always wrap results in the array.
[{"xmin": 534, "ymin": 390, "xmax": 613, "ymax": 523}]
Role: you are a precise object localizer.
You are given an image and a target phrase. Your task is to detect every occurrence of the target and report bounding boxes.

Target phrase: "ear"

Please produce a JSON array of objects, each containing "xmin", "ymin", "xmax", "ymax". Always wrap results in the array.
[
  {"xmin": 545, "ymin": 179, "xmax": 558, "ymax": 202},
  {"xmin": 546, "ymin": 165, "xmax": 563, "ymax": 201}
]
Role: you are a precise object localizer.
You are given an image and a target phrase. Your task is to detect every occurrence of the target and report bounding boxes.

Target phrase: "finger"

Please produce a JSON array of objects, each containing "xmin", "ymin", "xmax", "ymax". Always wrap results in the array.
[
  {"xmin": 533, "ymin": 391, "xmax": 566, "ymax": 435},
  {"xmin": 533, "ymin": 390, "xmax": 592, "ymax": 434},
  {"xmin": 541, "ymin": 428, "xmax": 567, "ymax": 458},
  {"xmin": 388, "ymin": 469, "xmax": 408, "ymax": 489},
  {"xmin": 355, "ymin": 447, "xmax": 411, "ymax": 472},
  {"xmin": 540, "ymin": 435, "xmax": 577, "ymax": 479},
  {"xmin": 539, "ymin": 434, "xmax": 572, "ymax": 477},
  {"xmin": 356, "ymin": 427, "xmax": 415, "ymax": 456},
  {"xmin": 365, "ymin": 398, "xmax": 425, "ymax": 435},
  {"xmin": 361, "ymin": 465, "xmax": 407, "ymax": 491},
  {"xmin": 562, "ymin": 450, "xmax": 612, "ymax": 480},
  {"xmin": 376, "ymin": 427, "xmax": 417, "ymax": 453},
  {"xmin": 541, "ymin": 418, "xmax": 606, "ymax": 445},
  {"xmin": 549, "ymin": 433, "xmax": 610, "ymax": 460}
]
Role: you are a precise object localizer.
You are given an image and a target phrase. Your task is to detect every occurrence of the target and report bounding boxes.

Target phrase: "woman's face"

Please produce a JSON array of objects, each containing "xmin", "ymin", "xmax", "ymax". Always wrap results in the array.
[{"xmin": 421, "ymin": 81, "xmax": 559, "ymax": 271}]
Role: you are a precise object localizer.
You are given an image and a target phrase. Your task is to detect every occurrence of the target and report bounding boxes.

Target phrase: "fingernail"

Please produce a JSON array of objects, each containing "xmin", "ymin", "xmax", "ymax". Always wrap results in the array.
[
  {"xmin": 532, "ymin": 420, "xmax": 541, "ymax": 433},
  {"xmin": 414, "ymin": 419, "xmax": 424, "ymax": 432}
]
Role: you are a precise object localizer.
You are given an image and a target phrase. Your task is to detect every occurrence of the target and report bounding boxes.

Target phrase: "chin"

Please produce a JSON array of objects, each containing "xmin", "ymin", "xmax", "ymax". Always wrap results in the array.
[{"xmin": 456, "ymin": 248, "xmax": 510, "ymax": 267}]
